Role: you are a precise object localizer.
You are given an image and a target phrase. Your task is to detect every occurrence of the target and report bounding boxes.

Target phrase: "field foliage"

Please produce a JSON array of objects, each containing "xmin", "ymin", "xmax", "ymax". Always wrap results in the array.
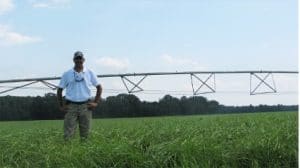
[{"xmin": 0, "ymin": 112, "xmax": 297, "ymax": 167}]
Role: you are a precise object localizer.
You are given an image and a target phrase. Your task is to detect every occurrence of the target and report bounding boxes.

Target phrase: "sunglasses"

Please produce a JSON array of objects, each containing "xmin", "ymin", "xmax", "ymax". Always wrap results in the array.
[
  {"xmin": 74, "ymin": 56, "xmax": 83, "ymax": 60},
  {"xmin": 74, "ymin": 72, "xmax": 84, "ymax": 82}
]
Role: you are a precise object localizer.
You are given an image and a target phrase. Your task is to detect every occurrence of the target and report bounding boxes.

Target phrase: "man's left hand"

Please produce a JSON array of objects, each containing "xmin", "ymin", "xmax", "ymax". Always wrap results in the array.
[{"xmin": 87, "ymin": 102, "xmax": 98, "ymax": 110}]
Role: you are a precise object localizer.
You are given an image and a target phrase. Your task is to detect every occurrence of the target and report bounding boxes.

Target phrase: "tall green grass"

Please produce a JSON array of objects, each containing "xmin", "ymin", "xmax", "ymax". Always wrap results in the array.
[{"xmin": 0, "ymin": 112, "xmax": 297, "ymax": 167}]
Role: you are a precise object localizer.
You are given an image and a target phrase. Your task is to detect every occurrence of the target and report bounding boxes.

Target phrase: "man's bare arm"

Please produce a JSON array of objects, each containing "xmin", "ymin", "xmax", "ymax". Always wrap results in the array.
[
  {"xmin": 94, "ymin": 84, "xmax": 102, "ymax": 103},
  {"xmin": 87, "ymin": 85, "xmax": 102, "ymax": 109},
  {"xmin": 57, "ymin": 88, "xmax": 64, "ymax": 107}
]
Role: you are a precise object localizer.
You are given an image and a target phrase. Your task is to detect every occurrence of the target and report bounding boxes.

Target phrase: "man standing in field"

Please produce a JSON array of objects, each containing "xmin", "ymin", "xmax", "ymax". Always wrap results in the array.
[{"xmin": 57, "ymin": 51, "xmax": 102, "ymax": 141}]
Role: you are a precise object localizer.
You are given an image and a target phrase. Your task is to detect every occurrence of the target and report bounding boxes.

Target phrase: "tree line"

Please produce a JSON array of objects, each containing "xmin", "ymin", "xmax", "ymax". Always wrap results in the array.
[{"xmin": 0, "ymin": 93, "xmax": 297, "ymax": 121}]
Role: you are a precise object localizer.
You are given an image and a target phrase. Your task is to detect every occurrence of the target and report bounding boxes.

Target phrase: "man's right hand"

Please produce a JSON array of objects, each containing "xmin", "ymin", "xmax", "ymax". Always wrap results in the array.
[{"xmin": 59, "ymin": 105, "xmax": 68, "ymax": 113}]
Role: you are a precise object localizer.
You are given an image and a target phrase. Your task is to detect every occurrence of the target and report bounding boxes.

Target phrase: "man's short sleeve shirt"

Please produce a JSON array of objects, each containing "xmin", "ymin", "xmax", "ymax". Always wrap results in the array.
[{"xmin": 58, "ymin": 68, "xmax": 100, "ymax": 102}]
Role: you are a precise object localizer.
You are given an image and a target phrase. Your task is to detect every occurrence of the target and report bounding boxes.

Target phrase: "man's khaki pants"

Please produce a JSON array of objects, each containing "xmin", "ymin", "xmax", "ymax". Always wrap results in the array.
[{"xmin": 64, "ymin": 103, "xmax": 92, "ymax": 140}]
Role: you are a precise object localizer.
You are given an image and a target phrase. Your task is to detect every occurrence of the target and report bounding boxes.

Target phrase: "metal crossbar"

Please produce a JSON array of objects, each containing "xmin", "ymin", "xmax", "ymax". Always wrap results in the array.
[
  {"xmin": 121, "ymin": 75, "xmax": 147, "ymax": 93},
  {"xmin": 0, "ymin": 81, "xmax": 39, "ymax": 94},
  {"xmin": 190, "ymin": 73, "xmax": 216, "ymax": 95},
  {"xmin": 40, "ymin": 81, "xmax": 58, "ymax": 90},
  {"xmin": 0, "ymin": 70, "xmax": 297, "ymax": 95},
  {"xmin": 250, "ymin": 73, "xmax": 277, "ymax": 95}
]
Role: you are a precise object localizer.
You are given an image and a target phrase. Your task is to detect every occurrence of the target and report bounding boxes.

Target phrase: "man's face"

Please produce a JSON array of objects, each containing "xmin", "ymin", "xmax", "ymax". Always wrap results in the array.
[{"xmin": 73, "ymin": 56, "xmax": 85, "ymax": 66}]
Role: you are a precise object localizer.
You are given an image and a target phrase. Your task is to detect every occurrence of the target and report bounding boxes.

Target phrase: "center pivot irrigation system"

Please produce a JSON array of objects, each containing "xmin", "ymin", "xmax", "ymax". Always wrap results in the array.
[{"xmin": 0, "ymin": 70, "xmax": 298, "ymax": 95}]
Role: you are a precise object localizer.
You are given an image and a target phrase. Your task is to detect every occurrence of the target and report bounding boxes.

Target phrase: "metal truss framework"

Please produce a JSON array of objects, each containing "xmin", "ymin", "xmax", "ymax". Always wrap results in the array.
[
  {"xmin": 250, "ymin": 72, "xmax": 277, "ymax": 95},
  {"xmin": 0, "ymin": 71, "xmax": 297, "ymax": 95},
  {"xmin": 190, "ymin": 73, "xmax": 216, "ymax": 95}
]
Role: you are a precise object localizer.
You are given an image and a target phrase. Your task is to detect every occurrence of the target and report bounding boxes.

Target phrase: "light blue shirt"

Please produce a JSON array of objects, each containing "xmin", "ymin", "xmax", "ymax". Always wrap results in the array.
[{"xmin": 58, "ymin": 68, "xmax": 100, "ymax": 102}]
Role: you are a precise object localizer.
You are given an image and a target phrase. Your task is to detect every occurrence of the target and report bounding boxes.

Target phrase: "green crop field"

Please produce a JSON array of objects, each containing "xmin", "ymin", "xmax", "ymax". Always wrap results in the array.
[{"xmin": 0, "ymin": 111, "xmax": 297, "ymax": 168}]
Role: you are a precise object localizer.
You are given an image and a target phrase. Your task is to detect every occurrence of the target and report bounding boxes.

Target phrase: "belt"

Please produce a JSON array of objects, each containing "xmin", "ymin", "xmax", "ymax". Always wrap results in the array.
[{"xmin": 65, "ymin": 99, "xmax": 90, "ymax": 105}]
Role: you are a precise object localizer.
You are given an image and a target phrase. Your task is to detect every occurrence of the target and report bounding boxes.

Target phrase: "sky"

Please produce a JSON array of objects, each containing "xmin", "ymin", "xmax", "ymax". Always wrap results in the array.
[{"xmin": 0, "ymin": 0, "xmax": 298, "ymax": 105}]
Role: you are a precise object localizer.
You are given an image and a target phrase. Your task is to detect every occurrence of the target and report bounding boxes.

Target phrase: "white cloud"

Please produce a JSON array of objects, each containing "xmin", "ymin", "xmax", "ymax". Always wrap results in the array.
[
  {"xmin": 161, "ymin": 54, "xmax": 205, "ymax": 70},
  {"xmin": 0, "ymin": 25, "xmax": 42, "ymax": 46},
  {"xmin": 95, "ymin": 57, "xmax": 130, "ymax": 71},
  {"xmin": 0, "ymin": 0, "xmax": 14, "ymax": 15},
  {"xmin": 30, "ymin": 0, "xmax": 71, "ymax": 8}
]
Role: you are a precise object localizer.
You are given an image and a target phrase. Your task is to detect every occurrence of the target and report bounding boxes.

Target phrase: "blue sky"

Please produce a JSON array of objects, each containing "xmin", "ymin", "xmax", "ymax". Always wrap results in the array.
[{"xmin": 0, "ymin": 0, "xmax": 298, "ymax": 105}]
